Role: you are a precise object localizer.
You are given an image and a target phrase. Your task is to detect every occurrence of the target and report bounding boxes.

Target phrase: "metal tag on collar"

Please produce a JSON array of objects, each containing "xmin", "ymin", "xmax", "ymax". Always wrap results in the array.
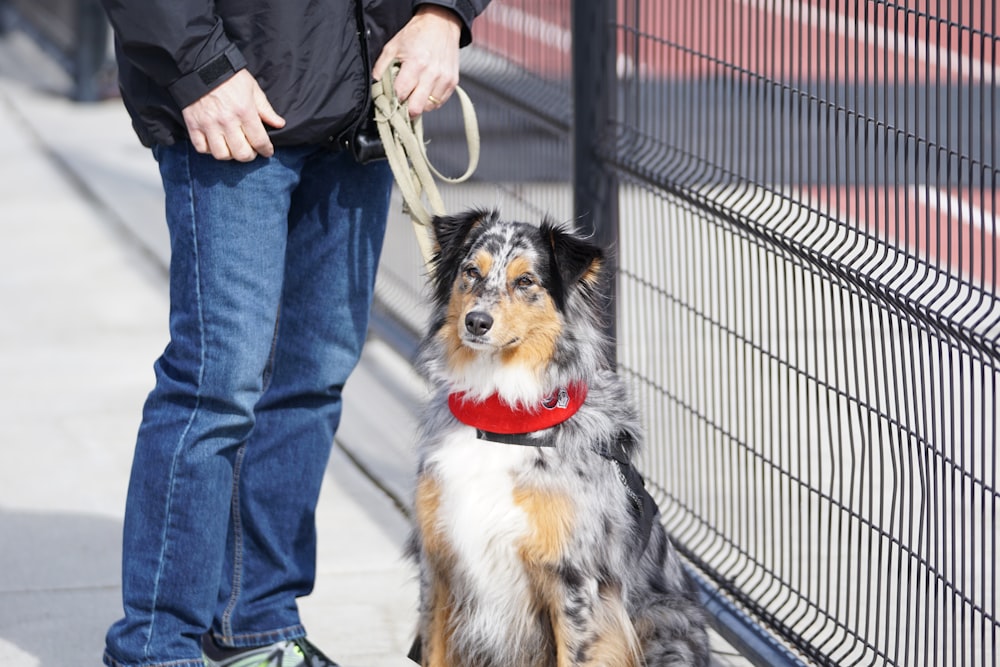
[{"xmin": 542, "ymin": 387, "xmax": 570, "ymax": 410}]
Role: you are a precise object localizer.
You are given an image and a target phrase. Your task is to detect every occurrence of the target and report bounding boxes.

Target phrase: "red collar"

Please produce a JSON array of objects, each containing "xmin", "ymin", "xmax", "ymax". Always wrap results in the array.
[{"xmin": 448, "ymin": 382, "xmax": 588, "ymax": 435}]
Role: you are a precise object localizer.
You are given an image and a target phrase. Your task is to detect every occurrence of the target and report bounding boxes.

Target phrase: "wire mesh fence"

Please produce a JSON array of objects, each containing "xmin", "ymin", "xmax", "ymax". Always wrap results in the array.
[{"xmin": 373, "ymin": 1, "xmax": 998, "ymax": 665}]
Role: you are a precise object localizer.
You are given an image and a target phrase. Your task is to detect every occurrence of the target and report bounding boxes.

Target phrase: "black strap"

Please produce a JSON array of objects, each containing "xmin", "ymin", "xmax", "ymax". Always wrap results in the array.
[
  {"xmin": 198, "ymin": 52, "xmax": 237, "ymax": 86},
  {"xmin": 474, "ymin": 429, "xmax": 656, "ymax": 551},
  {"xmin": 599, "ymin": 433, "xmax": 658, "ymax": 554},
  {"xmin": 476, "ymin": 429, "xmax": 556, "ymax": 446},
  {"xmin": 471, "ymin": 429, "xmax": 659, "ymax": 554}
]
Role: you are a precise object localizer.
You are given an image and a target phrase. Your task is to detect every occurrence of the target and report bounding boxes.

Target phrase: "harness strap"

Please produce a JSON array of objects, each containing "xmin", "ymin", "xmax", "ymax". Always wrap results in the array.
[
  {"xmin": 472, "ymin": 427, "xmax": 658, "ymax": 553},
  {"xmin": 371, "ymin": 60, "xmax": 480, "ymax": 271},
  {"xmin": 601, "ymin": 433, "xmax": 659, "ymax": 554}
]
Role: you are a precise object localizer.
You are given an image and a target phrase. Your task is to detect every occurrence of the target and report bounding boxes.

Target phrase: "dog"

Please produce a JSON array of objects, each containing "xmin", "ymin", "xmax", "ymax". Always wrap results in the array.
[{"xmin": 408, "ymin": 209, "xmax": 711, "ymax": 666}]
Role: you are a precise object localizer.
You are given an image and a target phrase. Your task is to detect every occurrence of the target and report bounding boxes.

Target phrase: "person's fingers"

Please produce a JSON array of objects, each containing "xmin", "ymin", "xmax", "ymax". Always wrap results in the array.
[
  {"xmin": 395, "ymin": 58, "xmax": 458, "ymax": 117},
  {"xmin": 405, "ymin": 86, "xmax": 433, "ymax": 117},
  {"xmin": 426, "ymin": 91, "xmax": 449, "ymax": 106},
  {"xmin": 241, "ymin": 121, "xmax": 273, "ymax": 159},
  {"xmin": 416, "ymin": 79, "xmax": 454, "ymax": 109},
  {"xmin": 188, "ymin": 128, "xmax": 210, "ymax": 155},
  {"xmin": 223, "ymin": 123, "xmax": 257, "ymax": 162},
  {"xmin": 254, "ymin": 81, "xmax": 286, "ymax": 129},
  {"xmin": 392, "ymin": 59, "xmax": 423, "ymax": 110},
  {"xmin": 372, "ymin": 44, "xmax": 398, "ymax": 83},
  {"xmin": 182, "ymin": 69, "xmax": 285, "ymax": 161},
  {"xmin": 250, "ymin": 83, "xmax": 285, "ymax": 157},
  {"xmin": 372, "ymin": 6, "xmax": 462, "ymax": 117},
  {"xmin": 204, "ymin": 131, "xmax": 233, "ymax": 161},
  {"xmin": 405, "ymin": 82, "xmax": 455, "ymax": 117}
]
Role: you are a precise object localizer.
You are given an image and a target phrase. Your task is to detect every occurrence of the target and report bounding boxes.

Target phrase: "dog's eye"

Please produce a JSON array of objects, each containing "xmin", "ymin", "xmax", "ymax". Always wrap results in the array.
[
  {"xmin": 514, "ymin": 274, "xmax": 536, "ymax": 289},
  {"xmin": 463, "ymin": 265, "xmax": 482, "ymax": 282}
]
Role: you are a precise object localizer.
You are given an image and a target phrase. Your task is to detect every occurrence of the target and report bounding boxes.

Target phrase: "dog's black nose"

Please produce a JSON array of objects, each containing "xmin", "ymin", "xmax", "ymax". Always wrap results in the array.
[{"xmin": 465, "ymin": 311, "xmax": 494, "ymax": 336}]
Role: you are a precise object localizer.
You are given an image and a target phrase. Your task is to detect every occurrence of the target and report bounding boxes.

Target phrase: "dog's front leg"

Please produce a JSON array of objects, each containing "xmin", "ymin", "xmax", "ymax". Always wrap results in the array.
[
  {"xmin": 514, "ymin": 488, "xmax": 639, "ymax": 667},
  {"xmin": 414, "ymin": 475, "xmax": 458, "ymax": 667},
  {"xmin": 418, "ymin": 568, "xmax": 456, "ymax": 667},
  {"xmin": 549, "ymin": 570, "xmax": 641, "ymax": 667}
]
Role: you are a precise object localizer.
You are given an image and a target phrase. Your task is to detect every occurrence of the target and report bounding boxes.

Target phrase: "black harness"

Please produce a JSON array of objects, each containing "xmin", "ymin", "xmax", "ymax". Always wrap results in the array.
[{"xmin": 475, "ymin": 428, "xmax": 658, "ymax": 553}]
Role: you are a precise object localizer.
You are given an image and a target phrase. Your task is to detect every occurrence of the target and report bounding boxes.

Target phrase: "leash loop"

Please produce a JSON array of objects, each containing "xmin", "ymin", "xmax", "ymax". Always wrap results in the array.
[{"xmin": 371, "ymin": 60, "xmax": 480, "ymax": 270}]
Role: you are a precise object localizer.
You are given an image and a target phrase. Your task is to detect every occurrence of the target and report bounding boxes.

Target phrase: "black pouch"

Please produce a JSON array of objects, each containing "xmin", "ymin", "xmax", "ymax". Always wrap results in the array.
[{"xmin": 350, "ymin": 112, "xmax": 386, "ymax": 164}]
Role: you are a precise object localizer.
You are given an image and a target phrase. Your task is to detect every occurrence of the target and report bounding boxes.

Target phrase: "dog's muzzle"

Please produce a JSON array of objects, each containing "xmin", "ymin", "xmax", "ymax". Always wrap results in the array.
[{"xmin": 465, "ymin": 311, "xmax": 494, "ymax": 336}]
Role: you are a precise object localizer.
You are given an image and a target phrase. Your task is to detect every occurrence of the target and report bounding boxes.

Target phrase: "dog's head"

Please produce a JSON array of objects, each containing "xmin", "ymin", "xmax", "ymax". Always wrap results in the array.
[{"xmin": 424, "ymin": 209, "xmax": 607, "ymax": 399}]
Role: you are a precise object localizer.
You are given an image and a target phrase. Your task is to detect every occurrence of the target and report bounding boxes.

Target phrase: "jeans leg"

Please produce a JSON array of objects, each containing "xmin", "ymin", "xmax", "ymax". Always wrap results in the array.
[
  {"xmin": 104, "ymin": 144, "xmax": 307, "ymax": 667},
  {"xmin": 210, "ymin": 151, "xmax": 393, "ymax": 647}
]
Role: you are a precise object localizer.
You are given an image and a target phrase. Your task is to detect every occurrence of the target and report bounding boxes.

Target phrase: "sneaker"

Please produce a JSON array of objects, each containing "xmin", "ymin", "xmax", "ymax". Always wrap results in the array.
[{"xmin": 201, "ymin": 635, "xmax": 340, "ymax": 667}]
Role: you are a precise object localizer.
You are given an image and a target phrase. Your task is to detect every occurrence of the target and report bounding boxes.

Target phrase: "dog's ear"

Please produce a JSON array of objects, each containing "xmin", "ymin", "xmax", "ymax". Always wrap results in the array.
[
  {"xmin": 429, "ymin": 208, "xmax": 495, "ymax": 302},
  {"xmin": 432, "ymin": 210, "xmax": 485, "ymax": 257},
  {"xmin": 540, "ymin": 221, "xmax": 604, "ymax": 310}
]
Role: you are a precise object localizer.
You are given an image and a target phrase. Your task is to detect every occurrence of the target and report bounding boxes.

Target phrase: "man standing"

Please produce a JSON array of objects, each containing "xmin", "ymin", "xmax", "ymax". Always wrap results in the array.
[{"xmin": 98, "ymin": 1, "xmax": 490, "ymax": 666}]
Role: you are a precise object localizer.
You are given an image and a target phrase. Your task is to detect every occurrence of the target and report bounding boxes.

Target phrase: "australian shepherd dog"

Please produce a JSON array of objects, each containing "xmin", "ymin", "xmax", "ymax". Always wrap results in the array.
[{"xmin": 408, "ymin": 209, "xmax": 711, "ymax": 666}]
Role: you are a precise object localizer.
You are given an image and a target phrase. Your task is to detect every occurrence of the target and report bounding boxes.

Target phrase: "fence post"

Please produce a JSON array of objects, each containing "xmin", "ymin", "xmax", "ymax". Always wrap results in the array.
[
  {"xmin": 571, "ymin": 0, "xmax": 619, "ymax": 354},
  {"xmin": 73, "ymin": 0, "xmax": 109, "ymax": 101}
]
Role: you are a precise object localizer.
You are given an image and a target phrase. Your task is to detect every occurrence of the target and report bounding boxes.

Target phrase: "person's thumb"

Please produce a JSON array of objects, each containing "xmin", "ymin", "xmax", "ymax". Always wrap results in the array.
[{"xmin": 254, "ymin": 85, "xmax": 286, "ymax": 129}]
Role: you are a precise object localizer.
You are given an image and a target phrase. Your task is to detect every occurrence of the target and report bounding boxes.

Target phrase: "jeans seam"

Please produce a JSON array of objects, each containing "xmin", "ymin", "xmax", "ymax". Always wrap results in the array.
[
  {"xmin": 213, "ymin": 623, "xmax": 307, "ymax": 647},
  {"xmin": 144, "ymin": 144, "xmax": 208, "ymax": 659},
  {"xmin": 221, "ymin": 442, "xmax": 248, "ymax": 637}
]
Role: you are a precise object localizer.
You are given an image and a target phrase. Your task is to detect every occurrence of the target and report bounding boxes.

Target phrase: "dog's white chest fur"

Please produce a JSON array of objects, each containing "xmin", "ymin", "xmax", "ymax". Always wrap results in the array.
[{"xmin": 425, "ymin": 426, "xmax": 537, "ymax": 635}]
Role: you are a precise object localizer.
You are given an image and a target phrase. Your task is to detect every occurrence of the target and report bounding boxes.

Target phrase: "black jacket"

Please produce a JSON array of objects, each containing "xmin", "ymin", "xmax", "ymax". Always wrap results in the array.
[{"xmin": 100, "ymin": 0, "xmax": 489, "ymax": 148}]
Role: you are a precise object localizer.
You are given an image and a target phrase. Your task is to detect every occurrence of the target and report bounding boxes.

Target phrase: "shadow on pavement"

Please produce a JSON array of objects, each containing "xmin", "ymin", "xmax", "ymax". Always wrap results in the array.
[{"xmin": 0, "ymin": 508, "xmax": 122, "ymax": 666}]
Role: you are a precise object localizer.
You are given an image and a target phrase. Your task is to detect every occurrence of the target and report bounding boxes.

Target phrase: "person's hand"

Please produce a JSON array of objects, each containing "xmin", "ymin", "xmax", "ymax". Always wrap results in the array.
[
  {"xmin": 372, "ymin": 5, "xmax": 464, "ymax": 118},
  {"xmin": 181, "ymin": 69, "xmax": 286, "ymax": 161}
]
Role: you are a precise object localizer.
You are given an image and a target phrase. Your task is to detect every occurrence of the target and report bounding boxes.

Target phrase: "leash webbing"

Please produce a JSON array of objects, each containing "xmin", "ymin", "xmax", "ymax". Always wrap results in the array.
[{"xmin": 371, "ymin": 60, "xmax": 480, "ymax": 272}]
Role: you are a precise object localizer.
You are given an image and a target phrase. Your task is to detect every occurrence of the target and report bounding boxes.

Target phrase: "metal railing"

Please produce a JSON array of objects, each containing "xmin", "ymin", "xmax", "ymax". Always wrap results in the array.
[{"xmin": 374, "ymin": 2, "xmax": 998, "ymax": 665}]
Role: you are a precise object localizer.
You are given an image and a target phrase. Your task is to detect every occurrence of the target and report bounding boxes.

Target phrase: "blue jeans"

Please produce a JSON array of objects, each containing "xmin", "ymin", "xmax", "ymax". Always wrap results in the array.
[{"xmin": 104, "ymin": 143, "xmax": 393, "ymax": 667}]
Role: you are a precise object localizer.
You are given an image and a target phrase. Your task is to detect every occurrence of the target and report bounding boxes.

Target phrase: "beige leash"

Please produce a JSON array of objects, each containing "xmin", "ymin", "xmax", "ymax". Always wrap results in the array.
[{"xmin": 371, "ymin": 60, "xmax": 480, "ymax": 271}]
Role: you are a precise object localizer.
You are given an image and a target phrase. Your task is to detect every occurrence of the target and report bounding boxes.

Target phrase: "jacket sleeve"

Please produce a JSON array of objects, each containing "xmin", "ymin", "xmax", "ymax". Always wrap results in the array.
[
  {"xmin": 100, "ymin": 0, "xmax": 246, "ymax": 109},
  {"xmin": 414, "ymin": 0, "xmax": 491, "ymax": 47}
]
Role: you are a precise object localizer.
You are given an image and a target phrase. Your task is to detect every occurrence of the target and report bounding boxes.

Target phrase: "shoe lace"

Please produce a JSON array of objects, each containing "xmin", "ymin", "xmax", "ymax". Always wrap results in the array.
[
  {"xmin": 277, "ymin": 641, "xmax": 306, "ymax": 667},
  {"xmin": 289, "ymin": 638, "xmax": 336, "ymax": 667}
]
